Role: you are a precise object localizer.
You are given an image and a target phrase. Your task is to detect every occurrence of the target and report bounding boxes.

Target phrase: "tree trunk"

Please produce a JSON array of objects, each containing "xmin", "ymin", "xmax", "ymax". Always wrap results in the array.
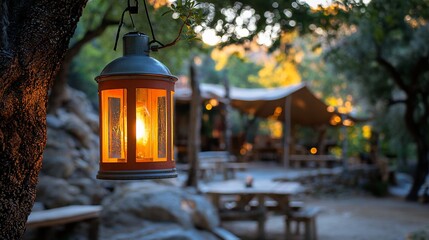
[
  {"xmin": 405, "ymin": 98, "xmax": 429, "ymax": 201},
  {"xmin": 186, "ymin": 60, "xmax": 201, "ymax": 187},
  {"xmin": 0, "ymin": 1, "xmax": 87, "ymax": 238},
  {"xmin": 376, "ymin": 54, "xmax": 429, "ymax": 201}
]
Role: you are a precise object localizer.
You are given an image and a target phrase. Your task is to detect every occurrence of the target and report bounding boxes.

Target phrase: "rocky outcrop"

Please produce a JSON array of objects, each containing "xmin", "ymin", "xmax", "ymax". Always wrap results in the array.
[
  {"xmin": 100, "ymin": 181, "xmax": 220, "ymax": 240},
  {"xmin": 36, "ymin": 86, "xmax": 107, "ymax": 208}
]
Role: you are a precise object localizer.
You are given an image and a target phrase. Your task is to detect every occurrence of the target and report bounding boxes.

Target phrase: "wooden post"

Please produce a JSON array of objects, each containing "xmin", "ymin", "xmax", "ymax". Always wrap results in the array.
[
  {"xmin": 222, "ymin": 76, "xmax": 232, "ymax": 155},
  {"xmin": 186, "ymin": 60, "xmax": 201, "ymax": 187},
  {"xmin": 341, "ymin": 114, "xmax": 348, "ymax": 171},
  {"xmin": 283, "ymin": 96, "xmax": 292, "ymax": 168}
]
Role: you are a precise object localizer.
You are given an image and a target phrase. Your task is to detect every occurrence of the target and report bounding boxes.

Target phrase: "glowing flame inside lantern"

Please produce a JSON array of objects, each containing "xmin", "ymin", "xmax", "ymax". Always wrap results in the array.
[{"xmin": 136, "ymin": 105, "xmax": 150, "ymax": 159}]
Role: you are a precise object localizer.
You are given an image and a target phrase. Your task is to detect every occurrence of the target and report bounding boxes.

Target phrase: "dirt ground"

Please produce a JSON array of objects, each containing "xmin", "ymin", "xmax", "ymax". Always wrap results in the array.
[
  {"xmin": 221, "ymin": 194, "xmax": 429, "ymax": 240},
  {"xmin": 193, "ymin": 162, "xmax": 429, "ymax": 240}
]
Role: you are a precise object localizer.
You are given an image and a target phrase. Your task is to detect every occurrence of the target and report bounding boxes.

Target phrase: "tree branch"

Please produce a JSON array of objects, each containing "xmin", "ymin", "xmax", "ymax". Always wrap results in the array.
[
  {"xmin": 410, "ymin": 54, "xmax": 429, "ymax": 90},
  {"xmin": 387, "ymin": 98, "xmax": 406, "ymax": 106},
  {"xmin": 376, "ymin": 56, "xmax": 410, "ymax": 94},
  {"xmin": 155, "ymin": 12, "xmax": 191, "ymax": 51},
  {"xmin": 375, "ymin": 44, "xmax": 410, "ymax": 94},
  {"xmin": 64, "ymin": 17, "xmax": 117, "ymax": 62}
]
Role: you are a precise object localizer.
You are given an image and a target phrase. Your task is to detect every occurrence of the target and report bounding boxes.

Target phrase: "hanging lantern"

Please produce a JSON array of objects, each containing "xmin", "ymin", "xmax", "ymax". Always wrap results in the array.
[{"xmin": 96, "ymin": 32, "xmax": 177, "ymax": 180}]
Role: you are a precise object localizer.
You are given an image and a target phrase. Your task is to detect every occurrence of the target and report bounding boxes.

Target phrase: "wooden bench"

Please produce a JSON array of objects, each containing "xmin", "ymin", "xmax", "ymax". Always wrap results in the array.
[
  {"xmin": 285, "ymin": 206, "xmax": 321, "ymax": 240},
  {"xmin": 219, "ymin": 208, "xmax": 266, "ymax": 240},
  {"xmin": 27, "ymin": 205, "xmax": 102, "ymax": 239}
]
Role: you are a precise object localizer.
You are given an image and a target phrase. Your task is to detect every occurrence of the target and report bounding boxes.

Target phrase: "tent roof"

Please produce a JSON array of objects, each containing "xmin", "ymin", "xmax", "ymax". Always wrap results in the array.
[{"xmin": 175, "ymin": 83, "xmax": 335, "ymax": 126}]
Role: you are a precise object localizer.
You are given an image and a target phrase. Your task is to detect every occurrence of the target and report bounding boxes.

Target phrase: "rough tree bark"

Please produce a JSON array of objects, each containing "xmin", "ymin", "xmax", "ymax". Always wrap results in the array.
[
  {"xmin": 404, "ymin": 95, "xmax": 429, "ymax": 201},
  {"xmin": 0, "ymin": 1, "xmax": 87, "ymax": 238},
  {"xmin": 186, "ymin": 60, "xmax": 201, "ymax": 187},
  {"xmin": 47, "ymin": 7, "xmax": 116, "ymax": 114}
]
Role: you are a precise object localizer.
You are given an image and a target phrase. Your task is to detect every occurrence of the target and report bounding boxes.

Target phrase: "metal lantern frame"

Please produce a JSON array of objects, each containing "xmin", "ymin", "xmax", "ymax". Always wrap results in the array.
[{"xmin": 96, "ymin": 32, "xmax": 177, "ymax": 180}]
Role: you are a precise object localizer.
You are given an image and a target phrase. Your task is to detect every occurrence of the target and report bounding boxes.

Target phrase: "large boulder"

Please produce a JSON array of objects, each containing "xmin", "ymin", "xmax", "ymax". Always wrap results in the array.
[
  {"xmin": 36, "ymin": 176, "xmax": 85, "ymax": 208},
  {"xmin": 37, "ymin": 86, "xmax": 107, "ymax": 208},
  {"xmin": 100, "ymin": 181, "xmax": 220, "ymax": 240},
  {"xmin": 101, "ymin": 221, "xmax": 218, "ymax": 240}
]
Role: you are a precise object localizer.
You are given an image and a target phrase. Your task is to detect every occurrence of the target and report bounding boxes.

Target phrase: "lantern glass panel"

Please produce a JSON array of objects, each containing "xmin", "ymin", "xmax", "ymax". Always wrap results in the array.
[
  {"xmin": 101, "ymin": 89, "xmax": 127, "ymax": 163},
  {"xmin": 171, "ymin": 91, "xmax": 174, "ymax": 161},
  {"xmin": 136, "ymin": 88, "xmax": 167, "ymax": 162}
]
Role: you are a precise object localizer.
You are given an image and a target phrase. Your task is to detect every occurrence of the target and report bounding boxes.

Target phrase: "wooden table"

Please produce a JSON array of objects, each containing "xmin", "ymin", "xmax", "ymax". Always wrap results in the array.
[{"xmin": 200, "ymin": 180, "xmax": 305, "ymax": 239}]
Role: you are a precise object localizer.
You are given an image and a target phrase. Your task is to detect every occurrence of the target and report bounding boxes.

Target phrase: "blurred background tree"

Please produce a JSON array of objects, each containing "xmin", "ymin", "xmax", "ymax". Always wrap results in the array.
[
  {"xmin": 323, "ymin": 0, "xmax": 429, "ymax": 200},
  {"xmin": 196, "ymin": 0, "xmax": 429, "ymax": 201}
]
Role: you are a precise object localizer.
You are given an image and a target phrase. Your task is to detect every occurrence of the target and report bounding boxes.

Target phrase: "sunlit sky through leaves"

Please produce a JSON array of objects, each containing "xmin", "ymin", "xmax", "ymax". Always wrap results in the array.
[{"xmin": 201, "ymin": 0, "xmax": 334, "ymax": 46}]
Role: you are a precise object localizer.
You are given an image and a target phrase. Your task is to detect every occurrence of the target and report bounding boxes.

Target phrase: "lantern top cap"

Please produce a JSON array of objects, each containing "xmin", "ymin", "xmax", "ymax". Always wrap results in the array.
[{"xmin": 96, "ymin": 32, "xmax": 176, "ymax": 80}]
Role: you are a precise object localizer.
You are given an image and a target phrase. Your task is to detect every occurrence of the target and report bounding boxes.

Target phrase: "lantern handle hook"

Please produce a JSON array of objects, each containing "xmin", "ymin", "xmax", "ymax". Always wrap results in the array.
[{"xmin": 114, "ymin": 0, "xmax": 139, "ymax": 51}]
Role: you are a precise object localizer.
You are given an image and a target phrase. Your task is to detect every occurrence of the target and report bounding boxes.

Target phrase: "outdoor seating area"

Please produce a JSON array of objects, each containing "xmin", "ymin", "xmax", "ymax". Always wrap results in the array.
[
  {"xmin": 190, "ymin": 159, "xmax": 391, "ymax": 240},
  {"xmin": 200, "ymin": 179, "xmax": 308, "ymax": 239}
]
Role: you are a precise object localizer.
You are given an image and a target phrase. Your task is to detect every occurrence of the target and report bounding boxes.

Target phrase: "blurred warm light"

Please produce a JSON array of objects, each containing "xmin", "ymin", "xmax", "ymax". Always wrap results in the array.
[
  {"xmin": 209, "ymin": 98, "xmax": 219, "ymax": 107},
  {"xmin": 212, "ymin": 129, "xmax": 220, "ymax": 138},
  {"xmin": 345, "ymin": 101, "xmax": 352, "ymax": 112},
  {"xmin": 205, "ymin": 103, "xmax": 213, "ymax": 110},
  {"xmin": 210, "ymin": 45, "xmax": 246, "ymax": 71},
  {"xmin": 240, "ymin": 148, "xmax": 247, "ymax": 155},
  {"xmin": 310, "ymin": 147, "xmax": 318, "ymax": 155},
  {"xmin": 338, "ymin": 106, "xmax": 347, "ymax": 114},
  {"xmin": 270, "ymin": 106, "xmax": 283, "ymax": 119},
  {"xmin": 326, "ymin": 96, "xmax": 353, "ymax": 114},
  {"xmin": 268, "ymin": 120, "xmax": 283, "ymax": 138},
  {"xmin": 334, "ymin": 115, "xmax": 341, "ymax": 123},
  {"xmin": 362, "ymin": 125, "xmax": 371, "ymax": 139},
  {"xmin": 243, "ymin": 143, "xmax": 253, "ymax": 151},
  {"xmin": 147, "ymin": 0, "xmax": 169, "ymax": 9},
  {"xmin": 343, "ymin": 119, "xmax": 353, "ymax": 126}
]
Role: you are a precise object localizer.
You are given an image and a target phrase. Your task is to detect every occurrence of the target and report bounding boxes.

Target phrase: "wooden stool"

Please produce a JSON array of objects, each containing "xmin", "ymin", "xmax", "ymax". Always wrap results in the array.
[{"xmin": 285, "ymin": 207, "xmax": 320, "ymax": 240}]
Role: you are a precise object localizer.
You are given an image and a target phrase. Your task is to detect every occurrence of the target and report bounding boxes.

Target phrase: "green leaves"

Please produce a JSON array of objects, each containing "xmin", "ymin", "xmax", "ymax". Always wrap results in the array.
[{"xmin": 169, "ymin": 0, "xmax": 207, "ymax": 41}]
